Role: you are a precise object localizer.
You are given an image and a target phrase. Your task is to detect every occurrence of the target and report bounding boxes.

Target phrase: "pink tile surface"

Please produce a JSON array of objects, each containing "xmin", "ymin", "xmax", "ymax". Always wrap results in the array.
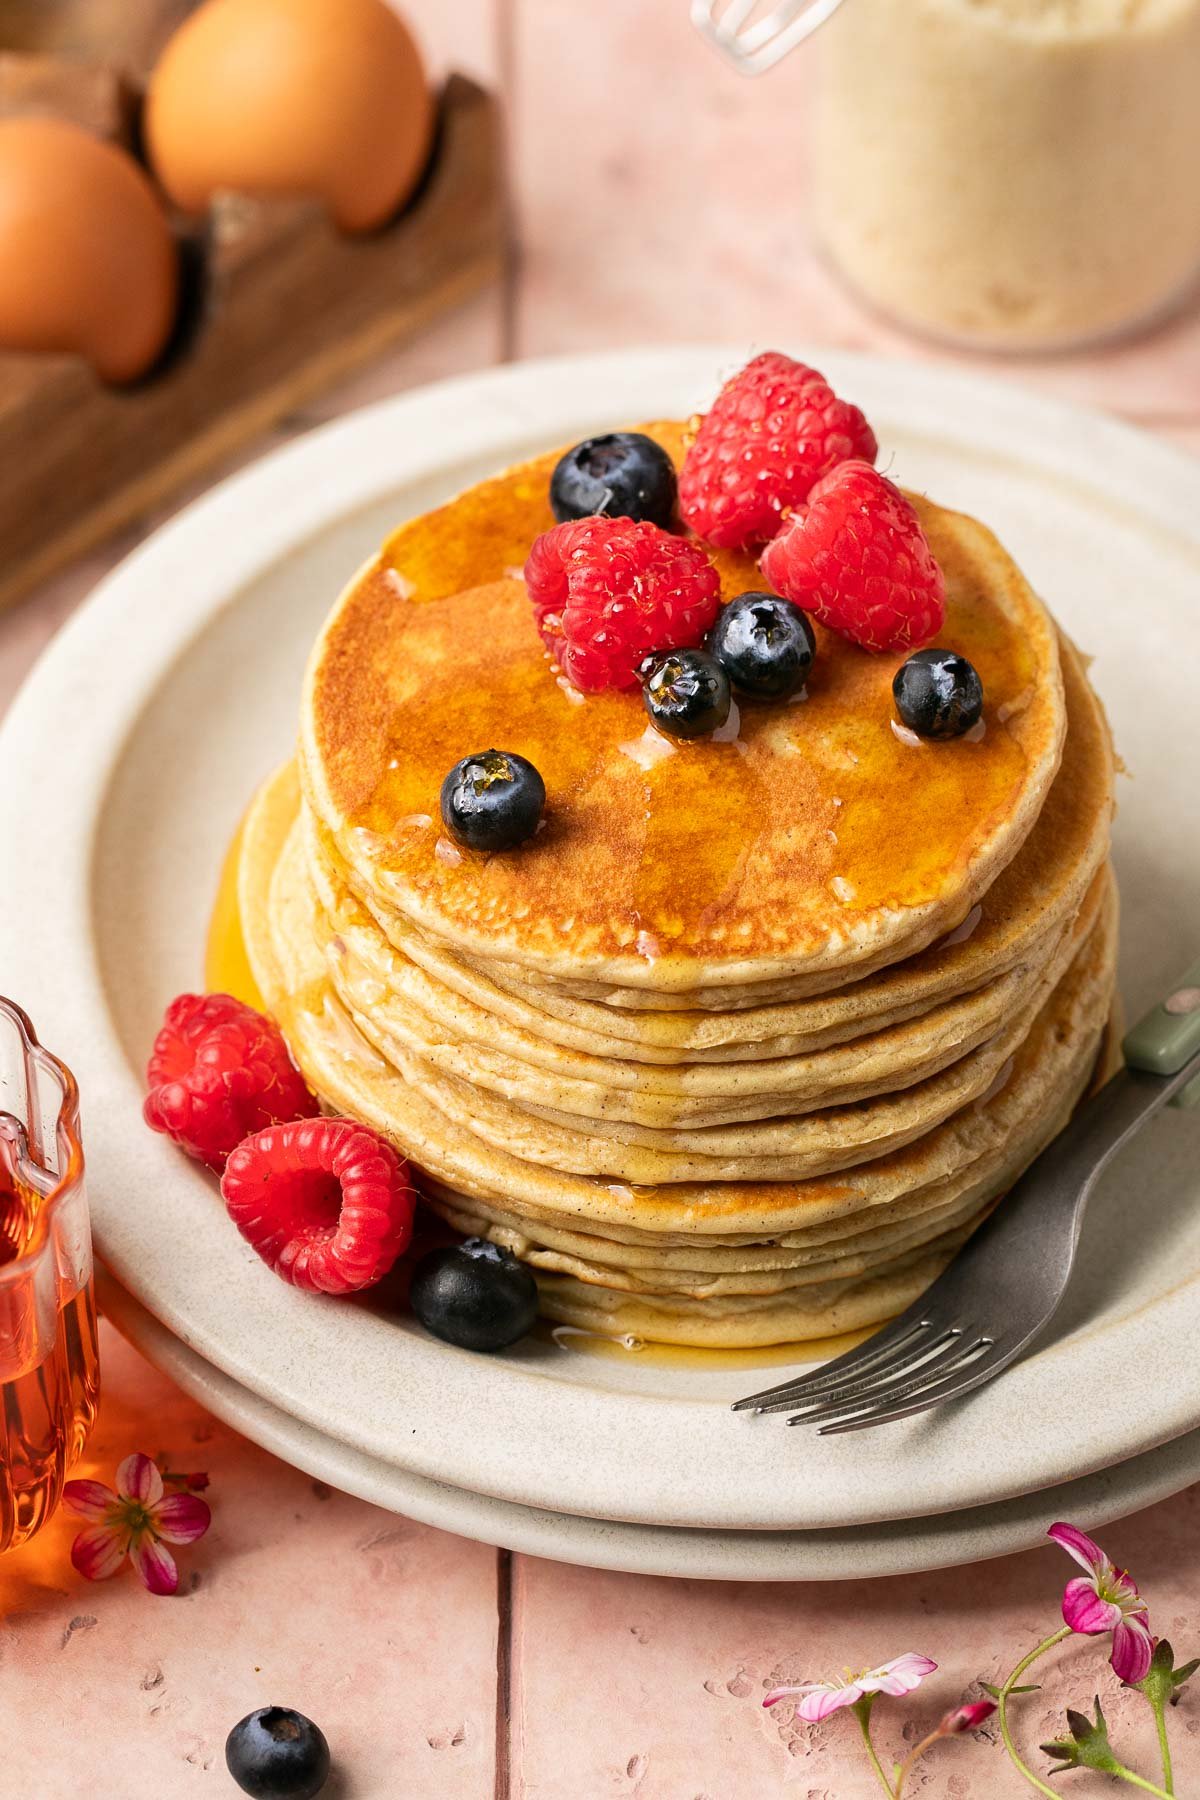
[
  {"xmin": 509, "ymin": 2, "xmax": 1200, "ymax": 424},
  {"xmin": 2, "ymin": 2, "xmax": 1200, "ymax": 1793},
  {"xmin": 512, "ymin": 1519, "xmax": 1200, "ymax": 1798},
  {"xmin": 1, "ymin": 1327, "xmax": 500, "ymax": 1798}
]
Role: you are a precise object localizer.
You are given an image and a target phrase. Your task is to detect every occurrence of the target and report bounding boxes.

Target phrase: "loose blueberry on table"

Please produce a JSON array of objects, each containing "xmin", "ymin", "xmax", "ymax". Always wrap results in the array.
[
  {"xmin": 226, "ymin": 1707, "xmax": 331, "ymax": 1800},
  {"xmin": 640, "ymin": 647, "xmax": 732, "ymax": 741},
  {"xmin": 710, "ymin": 592, "xmax": 816, "ymax": 700},
  {"xmin": 409, "ymin": 1237, "xmax": 539, "ymax": 1352},
  {"xmin": 440, "ymin": 749, "xmax": 546, "ymax": 852},
  {"xmin": 893, "ymin": 648, "xmax": 984, "ymax": 740},
  {"xmin": 549, "ymin": 431, "xmax": 677, "ymax": 528}
]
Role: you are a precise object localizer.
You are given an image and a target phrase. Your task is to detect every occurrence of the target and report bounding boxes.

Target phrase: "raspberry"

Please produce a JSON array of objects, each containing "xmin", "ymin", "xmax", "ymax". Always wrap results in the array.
[
  {"xmin": 144, "ymin": 992, "xmax": 319, "ymax": 1173},
  {"xmin": 524, "ymin": 516, "xmax": 721, "ymax": 693},
  {"xmin": 760, "ymin": 461, "xmax": 946, "ymax": 654},
  {"xmin": 678, "ymin": 352, "xmax": 878, "ymax": 551},
  {"xmin": 221, "ymin": 1117, "xmax": 416, "ymax": 1294}
]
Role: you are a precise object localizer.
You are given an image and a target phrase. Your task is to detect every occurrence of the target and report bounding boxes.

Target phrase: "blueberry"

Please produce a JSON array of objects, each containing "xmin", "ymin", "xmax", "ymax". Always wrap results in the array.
[
  {"xmin": 710, "ymin": 592, "xmax": 815, "ymax": 700},
  {"xmin": 640, "ymin": 648, "xmax": 731, "ymax": 741},
  {"xmin": 440, "ymin": 749, "xmax": 545, "ymax": 851},
  {"xmin": 410, "ymin": 1238, "xmax": 538, "ymax": 1352},
  {"xmin": 892, "ymin": 648, "xmax": 984, "ymax": 740},
  {"xmin": 550, "ymin": 432, "xmax": 677, "ymax": 528},
  {"xmin": 225, "ymin": 1707, "xmax": 330, "ymax": 1800}
]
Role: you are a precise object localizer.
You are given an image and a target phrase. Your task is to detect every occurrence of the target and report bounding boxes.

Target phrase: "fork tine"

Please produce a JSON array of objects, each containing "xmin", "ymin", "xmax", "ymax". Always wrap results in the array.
[
  {"xmin": 751, "ymin": 1324, "xmax": 958, "ymax": 1418},
  {"xmin": 731, "ymin": 1313, "xmax": 932, "ymax": 1412},
  {"xmin": 797, "ymin": 1340, "xmax": 1007, "ymax": 1435},
  {"xmin": 781, "ymin": 1329, "xmax": 972, "ymax": 1423}
]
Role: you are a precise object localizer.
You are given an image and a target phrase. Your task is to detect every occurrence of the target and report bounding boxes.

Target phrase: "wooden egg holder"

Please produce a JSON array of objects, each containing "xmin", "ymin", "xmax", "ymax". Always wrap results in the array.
[{"xmin": 0, "ymin": 52, "xmax": 505, "ymax": 612}]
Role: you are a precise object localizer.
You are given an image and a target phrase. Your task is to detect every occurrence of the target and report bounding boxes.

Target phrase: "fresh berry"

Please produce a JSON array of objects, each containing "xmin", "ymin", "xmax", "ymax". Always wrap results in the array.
[
  {"xmin": 409, "ymin": 1237, "xmax": 538, "ymax": 1352},
  {"xmin": 760, "ymin": 461, "xmax": 945, "ymax": 653},
  {"xmin": 225, "ymin": 1707, "xmax": 330, "ymax": 1800},
  {"xmin": 525, "ymin": 516, "xmax": 721, "ymax": 693},
  {"xmin": 709, "ymin": 592, "xmax": 815, "ymax": 700},
  {"xmin": 441, "ymin": 749, "xmax": 545, "ymax": 852},
  {"xmin": 893, "ymin": 648, "xmax": 984, "ymax": 739},
  {"xmin": 640, "ymin": 648, "xmax": 732, "ymax": 740},
  {"xmin": 678, "ymin": 351, "xmax": 878, "ymax": 550},
  {"xmin": 550, "ymin": 432, "xmax": 677, "ymax": 528},
  {"xmin": 144, "ymin": 993, "xmax": 318, "ymax": 1174},
  {"xmin": 221, "ymin": 1117, "xmax": 415, "ymax": 1295}
]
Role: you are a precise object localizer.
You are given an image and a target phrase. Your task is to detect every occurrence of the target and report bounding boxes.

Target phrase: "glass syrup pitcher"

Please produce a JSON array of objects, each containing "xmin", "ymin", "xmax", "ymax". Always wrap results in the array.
[{"xmin": 0, "ymin": 998, "xmax": 99, "ymax": 1553}]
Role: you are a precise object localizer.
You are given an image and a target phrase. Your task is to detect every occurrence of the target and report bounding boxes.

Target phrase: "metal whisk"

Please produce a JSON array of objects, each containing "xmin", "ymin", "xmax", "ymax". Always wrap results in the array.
[{"xmin": 690, "ymin": 0, "xmax": 849, "ymax": 75}]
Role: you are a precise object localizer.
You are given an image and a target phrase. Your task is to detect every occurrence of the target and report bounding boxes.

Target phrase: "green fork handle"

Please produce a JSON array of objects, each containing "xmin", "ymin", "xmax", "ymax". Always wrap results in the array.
[{"xmin": 1123, "ymin": 955, "xmax": 1200, "ymax": 1110}]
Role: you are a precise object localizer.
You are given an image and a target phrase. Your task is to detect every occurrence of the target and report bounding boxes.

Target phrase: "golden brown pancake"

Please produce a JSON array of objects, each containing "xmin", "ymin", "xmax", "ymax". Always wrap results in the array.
[{"xmin": 300, "ymin": 423, "xmax": 1066, "ymax": 991}]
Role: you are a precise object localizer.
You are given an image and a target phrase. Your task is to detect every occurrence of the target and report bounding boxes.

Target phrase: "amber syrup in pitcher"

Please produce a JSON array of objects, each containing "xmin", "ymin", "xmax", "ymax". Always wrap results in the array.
[{"xmin": 0, "ymin": 1135, "xmax": 99, "ymax": 1554}]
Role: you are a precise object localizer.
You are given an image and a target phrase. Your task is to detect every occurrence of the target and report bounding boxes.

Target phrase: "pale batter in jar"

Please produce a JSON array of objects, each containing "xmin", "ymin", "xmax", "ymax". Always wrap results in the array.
[{"xmin": 813, "ymin": 0, "xmax": 1200, "ymax": 348}]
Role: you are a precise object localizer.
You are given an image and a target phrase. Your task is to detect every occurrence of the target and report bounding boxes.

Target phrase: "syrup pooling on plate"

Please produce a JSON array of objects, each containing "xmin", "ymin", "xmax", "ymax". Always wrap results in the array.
[
  {"xmin": 546, "ymin": 1320, "xmax": 874, "ymax": 1370},
  {"xmin": 204, "ymin": 813, "xmax": 267, "ymax": 1010}
]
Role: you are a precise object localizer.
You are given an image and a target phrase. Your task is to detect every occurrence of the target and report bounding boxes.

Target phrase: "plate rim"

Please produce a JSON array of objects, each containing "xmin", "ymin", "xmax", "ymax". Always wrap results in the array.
[{"xmin": 3, "ymin": 345, "xmax": 1200, "ymax": 1533}]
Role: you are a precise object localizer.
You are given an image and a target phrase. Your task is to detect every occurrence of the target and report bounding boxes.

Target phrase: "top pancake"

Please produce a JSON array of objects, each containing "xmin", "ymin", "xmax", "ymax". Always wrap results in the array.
[{"xmin": 301, "ymin": 423, "xmax": 1066, "ymax": 991}]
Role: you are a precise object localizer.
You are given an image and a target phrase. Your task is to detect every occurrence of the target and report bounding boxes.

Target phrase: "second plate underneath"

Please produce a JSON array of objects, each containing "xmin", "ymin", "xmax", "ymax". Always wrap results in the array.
[{"xmin": 98, "ymin": 1271, "xmax": 1200, "ymax": 1584}]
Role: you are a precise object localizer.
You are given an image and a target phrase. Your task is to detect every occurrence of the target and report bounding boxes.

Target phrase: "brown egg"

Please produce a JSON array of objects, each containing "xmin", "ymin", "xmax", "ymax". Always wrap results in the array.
[
  {"xmin": 146, "ymin": 0, "xmax": 435, "ymax": 235},
  {"xmin": 0, "ymin": 117, "xmax": 178, "ymax": 383}
]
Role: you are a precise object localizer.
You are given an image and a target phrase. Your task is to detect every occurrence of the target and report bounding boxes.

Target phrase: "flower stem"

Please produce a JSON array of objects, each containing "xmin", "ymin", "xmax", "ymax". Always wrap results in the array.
[
  {"xmin": 853, "ymin": 1697, "xmax": 897, "ymax": 1799},
  {"xmin": 1109, "ymin": 1763, "xmax": 1173, "ymax": 1799},
  {"xmin": 997, "ymin": 1626, "xmax": 1072, "ymax": 1798},
  {"xmin": 1151, "ymin": 1696, "xmax": 1174, "ymax": 1796},
  {"xmin": 892, "ymin": 1727, "xmax": 942, "ymax": 1798}
]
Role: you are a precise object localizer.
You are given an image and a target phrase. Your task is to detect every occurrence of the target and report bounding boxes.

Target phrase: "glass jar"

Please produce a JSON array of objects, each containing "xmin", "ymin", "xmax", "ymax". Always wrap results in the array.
[
  {"xmin": 811, "ymin": 0, "xmax": 1200, "ymax": 350},
  {"xmin": 0, "ymin": 999, "xmax": 98, "ymax": 1553}
]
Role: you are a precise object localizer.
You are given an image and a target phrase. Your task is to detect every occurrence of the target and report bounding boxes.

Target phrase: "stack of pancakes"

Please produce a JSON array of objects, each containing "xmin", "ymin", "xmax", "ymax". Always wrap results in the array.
[{"xmin": 239, "ymin": 422, "xmax": 1117, "ymax": 1347}]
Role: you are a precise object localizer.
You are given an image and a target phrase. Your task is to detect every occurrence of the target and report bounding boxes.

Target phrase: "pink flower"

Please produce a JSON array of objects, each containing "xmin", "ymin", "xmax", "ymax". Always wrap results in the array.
[
  {"xmin": 765, "ymin": 1652, "xmax": 938, "ymax": 1723},
  {"xmin": 939, "ymin": 1700, "xmax": 997, "ymax": 1735},
  {"xmin": 1047, "ymin": 1522, "xmax": 1153, "ymax": 1684},
  {"xmin": 63, "ymin": 1452, "xmax": 211, "ymax": 1596}
]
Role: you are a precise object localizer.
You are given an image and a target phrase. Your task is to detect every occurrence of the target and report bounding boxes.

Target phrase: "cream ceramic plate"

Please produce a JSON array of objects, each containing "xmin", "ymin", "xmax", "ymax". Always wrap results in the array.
[
  {"xmin": 1, "ymin": 350, "xmax": 1198, "ymax": 1535},
  {"xmin": 96, "ymin": 1267, "xmax": 1200, "ymax": 1581}
]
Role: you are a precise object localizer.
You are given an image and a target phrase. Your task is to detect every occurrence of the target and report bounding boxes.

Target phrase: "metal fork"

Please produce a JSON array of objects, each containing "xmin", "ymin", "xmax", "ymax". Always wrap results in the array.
[
  {"xmin": 690, "ymin": 0, "xmax": 849, "ymax": 77},
  {"xmin": 734, "ymin": 960, "xmax": 1200, "ymax": 1433}
]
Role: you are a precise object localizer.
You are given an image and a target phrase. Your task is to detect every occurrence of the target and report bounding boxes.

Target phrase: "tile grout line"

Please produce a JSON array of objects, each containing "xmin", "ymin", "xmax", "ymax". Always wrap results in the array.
[
  {"xmin": 494, "ymin": 1547, "xmax": 514, "ymax": 1800},
  {"xmin": 495, "ymin": 0, "xmax": 520, "ymax": 362}
]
